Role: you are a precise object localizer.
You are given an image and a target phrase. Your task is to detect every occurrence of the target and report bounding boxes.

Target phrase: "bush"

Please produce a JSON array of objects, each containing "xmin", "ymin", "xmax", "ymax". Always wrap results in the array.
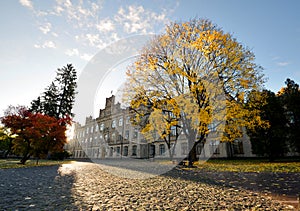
[{"xmin": 49, "ymin": 150, "xmax": 72, "ymax": 160}]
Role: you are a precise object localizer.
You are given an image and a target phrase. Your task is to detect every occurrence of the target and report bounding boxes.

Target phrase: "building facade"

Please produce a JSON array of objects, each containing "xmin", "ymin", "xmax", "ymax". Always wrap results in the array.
[{"xmin": 67, "ymin": 95, "xmax": 255, "ymax": 160}]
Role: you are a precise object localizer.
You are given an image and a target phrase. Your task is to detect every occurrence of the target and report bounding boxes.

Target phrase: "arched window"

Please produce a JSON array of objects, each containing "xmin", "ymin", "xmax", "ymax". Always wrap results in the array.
[
  {"xmin": 100, "ymin": 123, "xmax": 104, "ymax": 131},
  {"xmin": 112, "ymin": 120, "xmax": 116, "ymax": 128}
]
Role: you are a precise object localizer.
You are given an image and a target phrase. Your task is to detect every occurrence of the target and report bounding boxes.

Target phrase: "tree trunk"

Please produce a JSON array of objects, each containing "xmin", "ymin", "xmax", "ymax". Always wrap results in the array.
[
  {"xmin": 187, "ymin": 143, "xmax": 197, "ymax": 167},
  {"xmin": 168, "ymin": 148, "xmax": 173, "ymax": 161},
  {"xmin": 19, "ymin": 140, "xmax": 31, "ymax": 165},
  {"xmin": 20, "ymin": 153, "xmax": 31, "ymax": 165}
]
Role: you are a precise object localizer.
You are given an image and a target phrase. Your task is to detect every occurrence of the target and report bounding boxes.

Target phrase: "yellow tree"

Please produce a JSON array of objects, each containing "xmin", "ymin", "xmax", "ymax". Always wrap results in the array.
[{"xmin": 124, "ymin": 19, "xmax": 265, "ymax": 165}]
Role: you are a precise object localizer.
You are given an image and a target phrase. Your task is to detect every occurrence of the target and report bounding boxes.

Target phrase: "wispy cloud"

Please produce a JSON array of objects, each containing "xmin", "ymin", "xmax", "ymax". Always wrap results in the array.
[
  {"xmin": 277, "ymin": 62, "xmax": 290, "ymax": 67},
  {"xmin": 34, "ymin": 41, "xmax": 56, "ymax": 49},
  {"xmin": 39, "ymin": 22, "xmax": 52, "ymax": 34},
  {"xmin": 114, "ymin": 5, "xmax": 169, "ymax": 34},
  {"xmin": 19, "ymin": 0, "xmax": 33, "ymax": 10},
  {"xmin": 22, "ymin": 1, "xmax": 175, "ymax": 61},
  {"xmin": 96, "ymin": 18, "xmax": 115, "ymax": 32}
]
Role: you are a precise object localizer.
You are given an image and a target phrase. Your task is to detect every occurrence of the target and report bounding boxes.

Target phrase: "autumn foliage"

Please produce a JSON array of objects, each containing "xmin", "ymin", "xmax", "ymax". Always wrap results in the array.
[
  {"xmin": 124, "ymin": 19, "xmax": 265, "ymax": 165},
  {"xmin": 1, "ymin": 106, "xmax": 71, "ymax": 164}
]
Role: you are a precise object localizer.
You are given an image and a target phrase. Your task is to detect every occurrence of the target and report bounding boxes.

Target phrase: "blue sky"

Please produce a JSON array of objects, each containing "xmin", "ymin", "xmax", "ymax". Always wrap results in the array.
[{"xmin": 1, "ymin": 0, "xmax": 300, "ymax": 122}]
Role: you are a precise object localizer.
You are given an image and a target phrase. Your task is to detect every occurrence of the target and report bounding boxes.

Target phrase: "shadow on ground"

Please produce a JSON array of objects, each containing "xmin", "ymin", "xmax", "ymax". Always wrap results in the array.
[
  {"xmin": 162, "ymin": 167, "xmax": 300, "ymax": 209},
  {"xmin": 0, "ymin": 164, "xmax": 77, "ymax": 210}
]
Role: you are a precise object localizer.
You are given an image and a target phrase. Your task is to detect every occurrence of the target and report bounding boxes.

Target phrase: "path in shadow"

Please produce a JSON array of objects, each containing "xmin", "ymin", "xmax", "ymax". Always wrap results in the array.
[
  {"xmin": 0, "ymin": 164, "xmax": 77, "ymax": 210},
  {"xmin": 162, "ymin": 167, "xmax": 300, "ymax": 208}
]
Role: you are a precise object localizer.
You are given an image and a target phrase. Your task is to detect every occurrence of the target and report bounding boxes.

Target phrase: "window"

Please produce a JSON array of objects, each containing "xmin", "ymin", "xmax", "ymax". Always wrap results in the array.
[
  {"xmin": 125, "ymin": 130, "xmax": 129, "ymax": 139},
  {"xmin": 210, "ymin": 140, "xmax": 220, "ymax": 154},
  {"xmin": 126, "ymin": 116, "xmax": 130, "ymax": 124},
  {"xmin": 133, "ymin": 128, "xmax": 138, "ymax": 139},
  {"xmin": 100, "ymin": 123, "xmax": 104, "ymax": 131},
  {"xmin": 196, "ymin": 142, "xmax": 204, "ymax": 155},
  {"xmin": 181, "ymin": 143, "xmax": 188, "ymax": 155},
  {"xmin": 159, "ymin": 144, "xmax": 165, "ymax": 155},
  {"xmin": 116, "ymin": 147, "xmax": 121, "ymax": 155},
  {"xmin": 119, "ymin": 118, "xmax": 123, "ymax": 126},
  {"xmin": 90, "ymin": 137, "xmax": 92, "ymax": 142},
  {"xmin": 132, "ymin": 145, "xmax": 137, "ymax": 156},
  {"xmin": 123, "ymin": 146, "xmax": 128, "ymax": 156},
  {"xmin": 169, "ymin": 112, "xmax": 175, "ymax": 118},
  {"xmin": 91, "ymin": 126, "xmax": 94, "ymax": 133},
  {"xmin": 233, "ymin": 140, "xmax": 244, "ymax": 154},
  {"xmin": 112, "ymin": 132, "xmax": 116, "ymax": 141},
  {"xmin": 171, "ymin": 126, "xmax": 177, "ymax": 136},
  {"xmin": 109, "ymin": 147, "xmax": 113, "ymax": 156},
  {"xmin": 104, "ymin": 134, "xmax": 109, "ymax": 141},
  {"xmin": 208, "ymin": 122, "xmax": 217, "ymax": 132},
  {"xmin": 86, "ymin": 127, "xmax": 89, "ymax": 134},
  {"xmin": 95, "ymin": 124, "xmax": 99, "ymax": 131},
  {"xmin": 118, "ymin": 135, "xmax": 122, "ymax": 142},
  {"xmin": 112, "ymin": 120, "xmax": 116, "ymax": 128},
  {"xmin": 150, "ymin": 145, "xmax": 155, "ymax": 157}
]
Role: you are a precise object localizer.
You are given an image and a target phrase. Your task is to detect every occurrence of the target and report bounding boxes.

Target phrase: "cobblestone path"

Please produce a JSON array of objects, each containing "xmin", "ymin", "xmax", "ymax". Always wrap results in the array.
[{"xmin": 0, "ymin": 161, "xmax": 296, "ymax": 210}]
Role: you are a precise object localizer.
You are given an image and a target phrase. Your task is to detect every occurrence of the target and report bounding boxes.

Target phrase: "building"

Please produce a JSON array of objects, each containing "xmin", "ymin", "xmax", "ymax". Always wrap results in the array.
[{"xmin": 68, "ymin": 95, "xmax": 255, "ymax": 160}]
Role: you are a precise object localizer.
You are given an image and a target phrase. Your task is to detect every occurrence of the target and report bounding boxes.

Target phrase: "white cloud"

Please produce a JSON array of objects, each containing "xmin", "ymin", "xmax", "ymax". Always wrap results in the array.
[
  {"xmin": 34, "ymin": 41, "xmax": 56, "ymax": 49},
  {"xmin": 86, "ymin": 34, "xmax": 100, "ymax": 46},
  {"xmin": 75, "ymin": 33, "xmax": 106, "ymax": 49},
  {"xmin": 80, "ymin": 53, "xmax": 93, "ymax": 61},
  {"xmin": 19, "ymin": 0, "xmax": 33, "ymax": 9},
  {"xmin": 65, "ymin": 48, "xmax": 93, "ymax": 61},
  {"xmin": 65, "ymin": 48, "xmax": 79, "ymax": 56},
  {"xmin": 114, "ymin": 5, "xmax": 170, "ymax": 34},
  {"xmin": 277, "ymin": 62, "xmax": 289, "ymax": 67},
  {"xmin": 39, "ymin": 23, "xmax": 52, "ymax": 34},
  {"xmin": 27, "ymin": 1, "xmax": 174, "ymax": 53},
  {"xmin": 96, "ymin": 18, "xmax": 115, "ymax": 32},
  {"xmin": 54, "ymin": 5, "xmax": 64, "ymax": 15}
]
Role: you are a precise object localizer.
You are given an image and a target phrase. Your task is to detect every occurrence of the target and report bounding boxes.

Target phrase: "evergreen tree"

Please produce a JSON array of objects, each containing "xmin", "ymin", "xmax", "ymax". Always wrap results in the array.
[
  {"xmin": 30, "ymin": 96, "xmax": 43, "ymax": 113},
  {"xmin": 55, "ymin": 64, "xmax": 77, "ymax": 119},
  {"xmin": 279, "ymin": 78, "xmax": 300, "ymax": 153},
  {"xmin": 30, "ymin": 64, "xmax": 77, "ymax": 120},
  {"xmin": 43, "ymin": 82, "xmax": 59, "ymax": 118}
]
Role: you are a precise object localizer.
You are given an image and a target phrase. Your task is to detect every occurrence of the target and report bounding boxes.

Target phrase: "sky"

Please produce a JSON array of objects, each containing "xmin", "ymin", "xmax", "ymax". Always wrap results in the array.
[{"xmin": 1, "ymin": 0, "xmax": 300, "ymax": 124}]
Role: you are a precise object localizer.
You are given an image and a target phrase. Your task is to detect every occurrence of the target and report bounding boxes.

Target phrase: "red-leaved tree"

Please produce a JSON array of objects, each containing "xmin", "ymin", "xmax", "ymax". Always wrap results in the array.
[{"xmin": 1, "ymin": 106, "xmax": 71, "ymax": 164}]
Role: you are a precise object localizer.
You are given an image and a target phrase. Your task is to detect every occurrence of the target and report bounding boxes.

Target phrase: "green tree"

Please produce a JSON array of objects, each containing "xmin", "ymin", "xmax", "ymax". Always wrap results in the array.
[
  {"xmin": 279, "ymin": 78, "xmax": 300, "ymax": 153},
  {"xmin": 0, "ymin": 127, "xmax": 15, "ymax": 158},
  {"xmin": 30, "ymin": 96, "xmax": 43, "ymax": 113},
  {"xmin": 247, "ymin": 90, "xmax": 287, "ymax": 161},
  {"xmin": 124, "ymin": 19, "xmax": 265, "ymax": 166},
  {"xmin": 55, "ymin": 64, "xmax": 77, "ymax": 119},
  {"xmin": 42, "ymin": 82, "xmax": 59, "ymax": 117},
  {"xmin": 31, "ymin": 64, "xmax": 77, "ymax": 120}
]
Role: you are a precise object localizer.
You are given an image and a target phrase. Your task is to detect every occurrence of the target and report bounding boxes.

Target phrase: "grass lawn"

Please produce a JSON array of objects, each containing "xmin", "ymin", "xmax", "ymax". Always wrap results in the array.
[
  {"xmin": 0, "ymin": 158, "xmax": 73, "ymax": 169},
  {"xmin": 194, "ymin": 159, "xmax": 300, "ymax": 173}
]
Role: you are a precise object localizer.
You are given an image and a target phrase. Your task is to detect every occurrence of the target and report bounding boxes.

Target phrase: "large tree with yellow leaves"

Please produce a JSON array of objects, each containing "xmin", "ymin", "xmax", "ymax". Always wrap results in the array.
[{"xmin": 124, "ymin": 19, "xmax": 265, "ymax": 165}]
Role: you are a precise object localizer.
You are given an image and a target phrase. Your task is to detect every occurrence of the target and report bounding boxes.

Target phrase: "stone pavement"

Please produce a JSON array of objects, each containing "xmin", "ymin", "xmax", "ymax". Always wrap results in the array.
[{"xmin": 0, "ymin": 161, "xmax": 296, "ymax": 210}]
